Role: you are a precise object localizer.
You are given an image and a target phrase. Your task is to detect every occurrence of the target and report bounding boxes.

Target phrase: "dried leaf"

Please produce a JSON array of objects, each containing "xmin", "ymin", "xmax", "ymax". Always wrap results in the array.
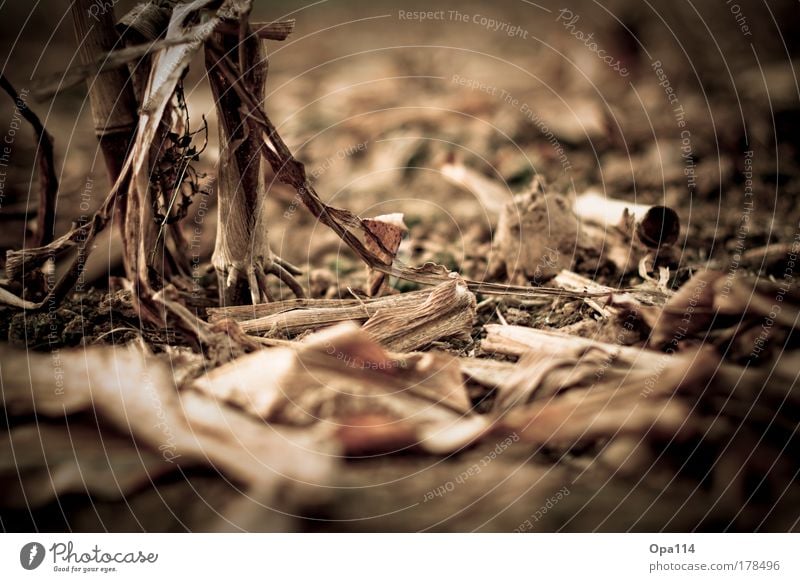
[
  {"xmin": 0, "ymin": 343, "xmax": 336, "ymax": 494},
  {"xmin": 0, "ymin": 424, "xmax": 176, "ymax": 508},
  {"xmin": 482, "ymin": 325, "xmax": 717, "ymax": 447},
  {"xmin": 648, "ymin": 270, "xmax": 800, "ymax": 349},
  {"xmin": 364, "ymin": 213, "xmax": 408, "ymax": 296},
  {"xmin": 192, "ymin": 323, "xmax": 488, "ymax": 454}
]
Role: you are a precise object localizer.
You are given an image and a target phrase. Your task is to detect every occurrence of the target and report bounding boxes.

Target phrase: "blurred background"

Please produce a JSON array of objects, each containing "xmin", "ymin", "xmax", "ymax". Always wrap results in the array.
[{"xmin": 1, "ymin": 0, "xmax": 799, "ymax": 287}]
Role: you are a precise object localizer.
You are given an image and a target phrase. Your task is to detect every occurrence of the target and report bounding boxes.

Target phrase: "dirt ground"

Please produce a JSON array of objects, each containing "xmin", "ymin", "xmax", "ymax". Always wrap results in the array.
[{"xmin": 1, "ymin": 0, "xmax": 800, "ymax": 532}]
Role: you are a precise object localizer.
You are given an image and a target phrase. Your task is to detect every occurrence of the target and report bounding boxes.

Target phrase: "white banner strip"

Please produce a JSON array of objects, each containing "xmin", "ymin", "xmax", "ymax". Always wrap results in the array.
[{"xmin": 0, "ymin": 534, "xmax": 796, "ymax": 581}]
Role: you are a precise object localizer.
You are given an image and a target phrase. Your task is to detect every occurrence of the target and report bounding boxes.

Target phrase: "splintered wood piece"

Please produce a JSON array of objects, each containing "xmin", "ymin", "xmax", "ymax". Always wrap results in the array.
[
  {"xmin": 228, "ymin": 287, "xmax": 438, "ymax": 334},
  {"xmin": 213, "ymin": 280, "xmax": 475, "ymax": 351},
  {"xmin": 207, "ymin": 286, "xmax": 436, "ymax": 322},
  {"xmin": 362, "ymin": 278, "xmax": 476, "ymax": 351}
]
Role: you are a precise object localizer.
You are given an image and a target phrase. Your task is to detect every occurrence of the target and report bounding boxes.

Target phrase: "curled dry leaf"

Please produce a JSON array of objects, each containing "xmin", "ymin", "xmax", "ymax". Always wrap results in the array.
[
  {"xmin": 363, "ymin": 213, "xmax": 408, "ymax": 296},
  {"xmin": 191, "ymin": 322, "xmax": 489, "ymax": 454},
  {"xmin": 647, "ymin": 270, "xmax": 800, "ymax": 350},
  {"xmin": 0, "ymin": 424, "xmax": 176, "ymax": 508},
  {"xmin": 482, "ymin": 324, "xmax": 717, "ymax": 447}
]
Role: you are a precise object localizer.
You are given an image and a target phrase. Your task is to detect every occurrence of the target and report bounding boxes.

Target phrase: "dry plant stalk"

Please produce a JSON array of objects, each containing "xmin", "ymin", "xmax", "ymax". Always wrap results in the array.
[
  {"xmin": 0, "ymin": 75, "xmax": 58, "ymax": 248},
  {"xmin": 205, "ymin": 16, "xmax": 303, "ymax": 305},
  {"xmin": 217, "ymin": 286, "xmax": 440, "ymax": 334},
  {"xmin": 71, "ymin": 0, "xmax": 138, "ymax": 190},
  {"xmin": 574, "ymin": 191, "xmax": 680, "ymax": 273},
  {"xmin": 0, "ymin": 0, "xmax": 139, "ymax": 308},
  {"xmin": 362, "ymin": 277, "xmax": 476, "ymax": 351},
  {"xmin": 209, "ymin": 279, "xmax": 476, "ymax": 351}
]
